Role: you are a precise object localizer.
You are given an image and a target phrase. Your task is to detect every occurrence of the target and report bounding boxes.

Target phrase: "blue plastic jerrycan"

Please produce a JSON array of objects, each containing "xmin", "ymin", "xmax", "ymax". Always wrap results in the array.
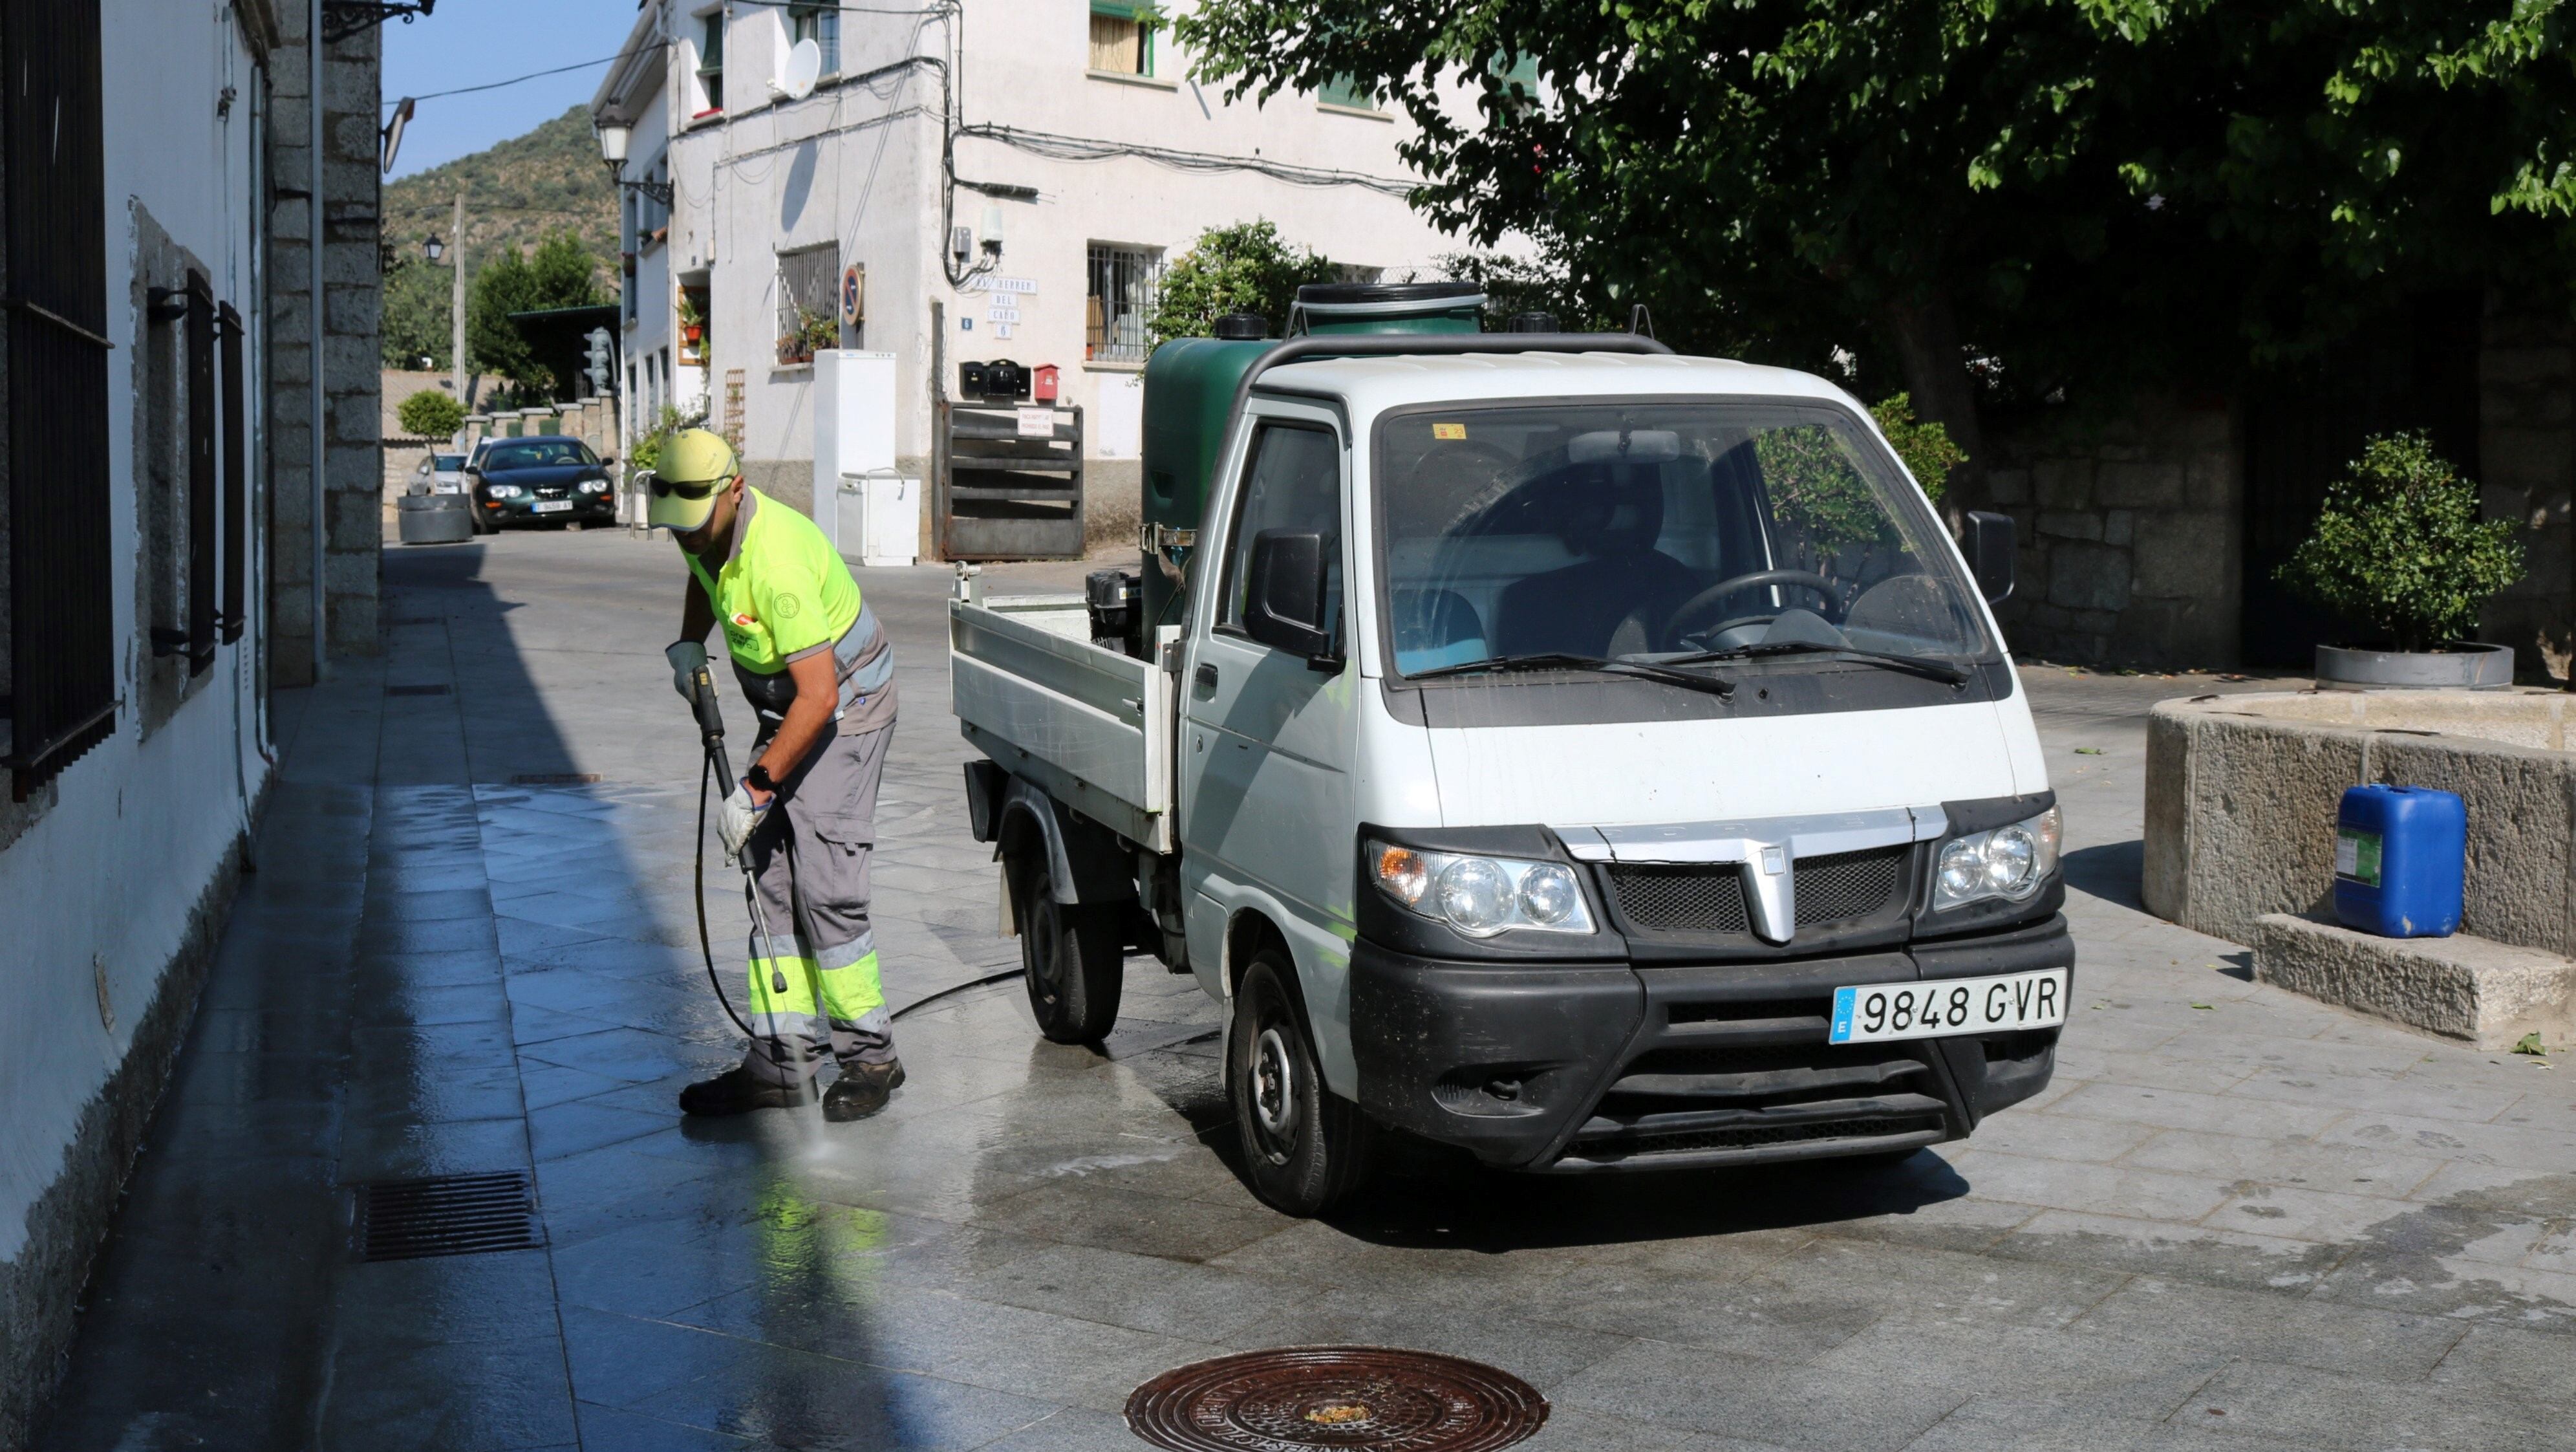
[{"xmin": 2333, "ymin": 784, "xmax": 2465, "ymax": 938}]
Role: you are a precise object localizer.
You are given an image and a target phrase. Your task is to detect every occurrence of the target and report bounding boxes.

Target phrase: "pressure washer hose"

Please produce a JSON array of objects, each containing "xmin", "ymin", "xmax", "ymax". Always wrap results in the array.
[{"xmin": 690, "ymin": 744, "xmax": 1023, "ymax": 1037}]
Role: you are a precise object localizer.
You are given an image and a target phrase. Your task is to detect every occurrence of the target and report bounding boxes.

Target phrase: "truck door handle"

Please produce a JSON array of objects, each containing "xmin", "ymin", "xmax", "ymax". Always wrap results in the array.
[{"xmin": 1194, "ymin": 664, "xmax": 1218, "ymax": 693}]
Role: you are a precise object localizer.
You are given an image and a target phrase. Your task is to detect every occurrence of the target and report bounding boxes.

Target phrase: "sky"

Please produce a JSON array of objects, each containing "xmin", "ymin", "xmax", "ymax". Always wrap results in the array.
[{"xmin": 382, "ymin": 0, "xmax": 642, "ymax": 179}]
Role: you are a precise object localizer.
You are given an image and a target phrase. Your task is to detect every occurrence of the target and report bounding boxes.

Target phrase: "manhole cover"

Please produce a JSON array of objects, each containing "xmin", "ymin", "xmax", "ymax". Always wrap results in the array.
[{"xmin": 1125, "ymin": 1347, "xmax": 1547, "ymax": 1452}]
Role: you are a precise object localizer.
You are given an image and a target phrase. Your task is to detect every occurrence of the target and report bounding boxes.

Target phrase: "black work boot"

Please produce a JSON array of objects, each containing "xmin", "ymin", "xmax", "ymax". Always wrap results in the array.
[
  {"xmin": 678, "ymin": 1065, "xmax": 802, "ymax": 1116},
  {"xmin": 822, "ymin": 1059, "xmax": 906, "ymax": 1122}
]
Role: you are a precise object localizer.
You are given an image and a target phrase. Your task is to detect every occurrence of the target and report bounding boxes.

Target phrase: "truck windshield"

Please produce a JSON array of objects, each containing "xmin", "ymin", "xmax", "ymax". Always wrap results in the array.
[{"xmin": 1375, "ymin": 400, "xmax": 1992, "ymax": 678}]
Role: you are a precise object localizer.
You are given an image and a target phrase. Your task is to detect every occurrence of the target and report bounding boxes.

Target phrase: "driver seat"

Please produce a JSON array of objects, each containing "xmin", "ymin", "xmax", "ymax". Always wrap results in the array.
[{"xmin": 1490, "ymin": 550, "xmax": 1699, "ymax": 658}]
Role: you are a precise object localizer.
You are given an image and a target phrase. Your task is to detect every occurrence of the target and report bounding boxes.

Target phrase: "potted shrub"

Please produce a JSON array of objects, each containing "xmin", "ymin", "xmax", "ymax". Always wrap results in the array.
[{"xmin": 2277, "ymin": 431, "xmax": 2525, "ymax": 689}]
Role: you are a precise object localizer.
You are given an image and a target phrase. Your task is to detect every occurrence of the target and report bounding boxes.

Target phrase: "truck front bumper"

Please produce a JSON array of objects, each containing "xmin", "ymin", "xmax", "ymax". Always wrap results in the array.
[{"xmin": 1349, "ymin": 915, "xmax": 2071, "ymax": 1172}]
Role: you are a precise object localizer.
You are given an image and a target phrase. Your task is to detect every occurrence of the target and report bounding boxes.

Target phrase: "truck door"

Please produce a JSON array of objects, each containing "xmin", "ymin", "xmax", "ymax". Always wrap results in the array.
[{"xmin": 1179, "ymin": 406, "xmax": 1357, "ymax": 1021}]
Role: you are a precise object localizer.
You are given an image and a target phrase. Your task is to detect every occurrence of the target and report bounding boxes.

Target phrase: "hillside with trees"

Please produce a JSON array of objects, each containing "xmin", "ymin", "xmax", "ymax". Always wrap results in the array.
[{"xmin": 381, "ymin": 105, "xmax": 619, "ymax": 380}]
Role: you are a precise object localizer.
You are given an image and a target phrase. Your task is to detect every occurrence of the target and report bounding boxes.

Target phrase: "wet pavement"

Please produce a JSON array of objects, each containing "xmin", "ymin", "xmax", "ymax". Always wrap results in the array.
[{"xmin": 36, "ymin": 531, "xmax": 2576, "ymax": 1451}]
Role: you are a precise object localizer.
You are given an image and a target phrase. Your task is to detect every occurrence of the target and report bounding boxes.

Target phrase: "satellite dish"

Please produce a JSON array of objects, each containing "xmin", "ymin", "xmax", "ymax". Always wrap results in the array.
[{"xmin": 779, "ymin": 39, "xmax": 821, "ymax": 101}]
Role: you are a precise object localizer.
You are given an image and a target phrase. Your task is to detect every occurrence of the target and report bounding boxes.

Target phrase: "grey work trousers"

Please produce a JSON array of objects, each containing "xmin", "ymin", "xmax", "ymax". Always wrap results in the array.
[{"xmin": 736, "ymin": 711, "xmax": 897, "ymax": 1086}]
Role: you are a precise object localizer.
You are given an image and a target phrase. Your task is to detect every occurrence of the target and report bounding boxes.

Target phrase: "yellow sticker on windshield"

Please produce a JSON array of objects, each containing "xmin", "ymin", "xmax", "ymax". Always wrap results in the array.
[{"xmin": 1432, "ymin": 422, "xmax": 1466, "ymax": 440}]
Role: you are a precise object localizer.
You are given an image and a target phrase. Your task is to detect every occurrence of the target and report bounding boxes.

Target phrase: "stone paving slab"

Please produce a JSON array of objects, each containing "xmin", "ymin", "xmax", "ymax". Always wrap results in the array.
[{"xmin": 32, "ymin": 539, "xmax": 2576, "ymax": 1451}]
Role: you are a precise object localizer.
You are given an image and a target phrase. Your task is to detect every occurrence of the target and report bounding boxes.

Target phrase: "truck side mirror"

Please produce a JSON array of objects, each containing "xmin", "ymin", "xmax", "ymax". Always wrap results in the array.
[
  {"xmin": 1243, "ymin": 530, "xmax": 1342, "ymax": 668},
  {"xmin": 1960, "ymin": 511, "xmax": 2015, "ymax": 605}
]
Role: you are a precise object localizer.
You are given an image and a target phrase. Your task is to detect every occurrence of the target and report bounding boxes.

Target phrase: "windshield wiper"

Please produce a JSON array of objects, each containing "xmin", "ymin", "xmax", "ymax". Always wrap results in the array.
[
  {"xmin": 1666, "ymin": 641, "xmax": 1971, "ymax": 686},
  {"xmin": 1408, "ymin": 651, "xmax": 1734, "ymax": 697}
]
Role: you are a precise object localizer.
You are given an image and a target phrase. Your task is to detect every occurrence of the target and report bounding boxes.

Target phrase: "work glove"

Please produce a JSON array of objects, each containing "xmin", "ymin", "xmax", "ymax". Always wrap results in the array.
[
  {"xmin": 718, "ymin": 780, "xmax": 769, "ymax": 863},
  {"xmin": 666, "ymin": 640, "xmax": 709, "ymax": 704}
]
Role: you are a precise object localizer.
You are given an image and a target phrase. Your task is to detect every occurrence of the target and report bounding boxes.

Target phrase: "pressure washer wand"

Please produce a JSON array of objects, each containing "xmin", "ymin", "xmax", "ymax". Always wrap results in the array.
[{"xmin": 685, "ymin": 662, "xmax": 789, "ymax": 996}]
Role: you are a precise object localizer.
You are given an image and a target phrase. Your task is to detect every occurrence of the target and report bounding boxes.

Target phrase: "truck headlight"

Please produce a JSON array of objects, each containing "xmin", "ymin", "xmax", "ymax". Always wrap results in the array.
[
  {"xmin": 1369, "ymin": 841, "xmax": 1595, "ymax": 937},
  {"xmin": 1933, "ymin": 807, "xmax": 2061, "ymax": 910}
]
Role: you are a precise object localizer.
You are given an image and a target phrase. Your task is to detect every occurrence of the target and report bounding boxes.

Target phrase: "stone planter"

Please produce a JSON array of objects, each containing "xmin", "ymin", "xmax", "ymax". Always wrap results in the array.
[
  {"xmin": 2315, "ymin": 641, "xmax": 2513, "ymax": 691},
  {"xmin": 396, "ymin": 492, "xmax": 473, "ymax": 545}
]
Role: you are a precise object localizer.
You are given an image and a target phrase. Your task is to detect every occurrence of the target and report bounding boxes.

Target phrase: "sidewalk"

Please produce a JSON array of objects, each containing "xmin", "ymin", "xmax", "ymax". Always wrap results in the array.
[{"xmin": 35, "ymin": 531, "xmax": 2576, "ymax": 1452}]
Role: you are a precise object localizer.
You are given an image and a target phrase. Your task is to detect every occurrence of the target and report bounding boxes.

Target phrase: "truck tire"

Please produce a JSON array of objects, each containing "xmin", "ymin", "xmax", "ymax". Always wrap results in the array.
[
  {"xmin": 1228, "ymin": 952, "xmax": 1376, "ymax": 1217},
  {"xmin": 1016, "ymin": 866, "xmax": 1124, "ymax": 1043}
]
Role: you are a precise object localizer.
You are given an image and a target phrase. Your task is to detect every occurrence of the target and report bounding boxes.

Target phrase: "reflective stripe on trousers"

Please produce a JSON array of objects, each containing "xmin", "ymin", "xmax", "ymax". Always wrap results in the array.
[{"xmin": 737, "ymin": 715, "xmax": 896, "ymax": 1085}]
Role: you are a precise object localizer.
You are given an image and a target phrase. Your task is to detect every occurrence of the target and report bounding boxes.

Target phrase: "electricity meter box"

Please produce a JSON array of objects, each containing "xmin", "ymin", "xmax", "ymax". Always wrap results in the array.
[{"xmin": 2333, "ymin": 783, "xmax": 2465, "ymax": 938}]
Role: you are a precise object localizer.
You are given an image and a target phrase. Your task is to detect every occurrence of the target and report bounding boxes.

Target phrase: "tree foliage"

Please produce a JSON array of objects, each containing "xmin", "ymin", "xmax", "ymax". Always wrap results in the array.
[
  {"xmin": 1146, "ymin": 220, "xmax": 1339, "ymax": 349},
  {"xmin": 1869, "ymin": 395, "xmax": 1968, "ymax": 500},
  {"xmin": 467, "ymin": 231, "xmax": 606, "ymax": 395},
  {"xmin": 381, "ymin": 257, "xmax": 452, "ymax": 371},
  {"xmin": 2277, "ymin": 432, "xmax": 2524, "ymax": 652},
  {"xmin": 1176, "ymin": 0, "xmax": 2576, "ymax": 468},
  {"xmin": 396, "ymin": 388, "xmax": 466, "ymax": 441}
]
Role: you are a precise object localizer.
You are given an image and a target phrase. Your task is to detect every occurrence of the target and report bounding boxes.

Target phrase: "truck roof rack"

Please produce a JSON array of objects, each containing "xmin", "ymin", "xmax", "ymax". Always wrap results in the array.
[{"xmin": 1221, "ymin": 330, "xmax": 1677, "ymax": 448}]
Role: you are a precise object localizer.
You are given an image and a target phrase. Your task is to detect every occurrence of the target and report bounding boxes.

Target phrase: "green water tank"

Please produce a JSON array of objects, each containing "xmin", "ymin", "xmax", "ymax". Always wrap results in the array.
[
  {"xmin": 1133, "ymin": 285, "xmax": 1488, "ymax": 647},
  {"xmin": 1137, "ymin": 338, "xmax": 1271, "ymax": 644}
]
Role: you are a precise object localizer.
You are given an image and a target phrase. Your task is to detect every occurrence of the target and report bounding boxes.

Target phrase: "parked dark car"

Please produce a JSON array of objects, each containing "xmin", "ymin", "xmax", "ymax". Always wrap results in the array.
[{"xmin": 467, "ymin": 436, "xmax": 617, "ymax": 533}]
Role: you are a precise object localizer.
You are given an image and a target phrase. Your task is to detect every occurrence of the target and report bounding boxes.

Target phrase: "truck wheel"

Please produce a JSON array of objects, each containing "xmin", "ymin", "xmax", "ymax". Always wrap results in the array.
[
  {"xmin": 1228, "ymin": 952, "xmax": 1375, "ymax": 1217},
  {"xmin": 1016, "ymin": 866, "xmax": 1124, "ymax": 1043}
]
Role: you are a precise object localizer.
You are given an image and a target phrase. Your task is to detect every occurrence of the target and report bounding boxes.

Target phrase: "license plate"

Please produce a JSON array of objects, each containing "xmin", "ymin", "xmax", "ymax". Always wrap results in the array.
[
  {"xmin": 532, "ymin": 500, "xmax": 573, "ymax": 513},
  {"xmin": 1830, "ymin": 968, "xmax": 2069, "ymax": 1045}
]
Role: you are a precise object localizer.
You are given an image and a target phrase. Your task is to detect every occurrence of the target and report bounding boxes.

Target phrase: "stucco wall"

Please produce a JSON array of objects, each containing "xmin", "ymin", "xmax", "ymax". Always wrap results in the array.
[{"xmin": 0, "ymin": 3, "xmax": 290, "ymax": 1442}]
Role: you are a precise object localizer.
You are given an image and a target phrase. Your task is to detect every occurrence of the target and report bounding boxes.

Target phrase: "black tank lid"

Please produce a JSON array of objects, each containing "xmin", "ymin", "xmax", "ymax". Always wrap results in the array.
[{"xmin": 1293, "ymin": 281, "xmax": 1485, "ymax": 307}]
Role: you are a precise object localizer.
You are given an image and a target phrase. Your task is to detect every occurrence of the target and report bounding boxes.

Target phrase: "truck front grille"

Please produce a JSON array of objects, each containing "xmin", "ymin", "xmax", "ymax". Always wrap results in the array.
[{"xmin": 1604, "ymin": 844, "xmax": 1907, "ymax": 933}]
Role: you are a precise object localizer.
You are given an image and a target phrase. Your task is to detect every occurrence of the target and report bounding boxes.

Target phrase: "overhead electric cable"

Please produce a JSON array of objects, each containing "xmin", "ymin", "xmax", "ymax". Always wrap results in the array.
[{"xmin": 385, "ymin": 47, "xmax": 658, "ymax": 108}]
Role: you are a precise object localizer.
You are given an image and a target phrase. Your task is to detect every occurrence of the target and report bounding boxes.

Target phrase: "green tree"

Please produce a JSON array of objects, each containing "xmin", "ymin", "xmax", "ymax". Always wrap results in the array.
[
  {"xmin": 1145, "ymin": 221, "xmax": 1339, "ymax": 349},
  {"xmin": 381, "ymin": 257, "xmax": 451, "ymax": 371},
  {"xmin": 467, "ymin": 230, "xmax": 605, "ymax": 394},
  {"xmin": 397, "ymin": 389, "xmax": 466, "ymax": 440},
  {"xmin": 2277, "ymin": 432, "xmax": 2524, "ymax": 652},
  {"xmin": 1177, "ymin": 1, "xmax": 2576, "ymax": 485}
]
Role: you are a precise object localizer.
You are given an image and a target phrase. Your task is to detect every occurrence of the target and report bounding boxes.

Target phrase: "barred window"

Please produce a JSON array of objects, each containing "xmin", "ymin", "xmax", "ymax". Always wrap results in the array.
[
  {"xmin": 219, "ymin": 301, "xmax": 246, "ymax": 643},
  {"xmin": 3, "ymin": 0, "xmax": 116, "ymax": 796},
  {"xmin": 184, "ymin": 269, "xmax": 215, "ymax": 674},
  {"xmin": 1085, "ymin": 243, "xmax": 1161, "ymax": 363},
  {"xmin": 775, "ymin": 244, "xmax": 838, "ymax": 366}
]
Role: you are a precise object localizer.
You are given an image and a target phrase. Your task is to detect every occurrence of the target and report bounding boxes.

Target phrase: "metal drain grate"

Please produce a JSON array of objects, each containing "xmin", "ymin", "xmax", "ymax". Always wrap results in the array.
[
  {"xmin": 385, "ymin": 683, "xmax": 451, "ymax": 697},
  {"xmin": 510, "ymin": 773, "xmax": 603, "ymax": 785},
  {"xmin": 354, "ymin": 1173, "xmax": 541, "ymax": 1262},
  {"xmin": 1128, "ymin": 1347, "xmax": 1547, "ymax": 1452}
]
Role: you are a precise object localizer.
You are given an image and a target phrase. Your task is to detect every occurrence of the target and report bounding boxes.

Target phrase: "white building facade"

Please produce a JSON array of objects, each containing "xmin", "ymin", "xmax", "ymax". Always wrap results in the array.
[
  {"xmin": 0, "ymin": 1, "xmax": 381, "ymax": 1440},
  {"xmin": 592, "ymin": 0, "xmax": 1472, "ymax": 548}
]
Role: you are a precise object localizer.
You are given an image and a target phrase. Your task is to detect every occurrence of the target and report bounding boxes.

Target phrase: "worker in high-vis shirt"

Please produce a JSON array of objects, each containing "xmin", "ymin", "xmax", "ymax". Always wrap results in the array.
[{"xmin": 648, "ymin": 429, "xmax": 905, "ymax": 1122}]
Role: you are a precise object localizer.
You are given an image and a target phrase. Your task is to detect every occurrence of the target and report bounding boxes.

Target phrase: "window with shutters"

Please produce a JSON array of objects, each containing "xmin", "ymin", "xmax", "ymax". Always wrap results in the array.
[
  {"xmin": 1088, "ymin": 1, "xmax": 1154, "ymax": 77},
  {"xmin": 788, "ymin": 2, "xmax": 839, "ymax": 77},
  {"xmin": 692, "ymin": 10, "xmax": 725, "ymax": 116},
  {"xmin": 2, "ymin": 0, "xmax": 116, "ymax": 798}
]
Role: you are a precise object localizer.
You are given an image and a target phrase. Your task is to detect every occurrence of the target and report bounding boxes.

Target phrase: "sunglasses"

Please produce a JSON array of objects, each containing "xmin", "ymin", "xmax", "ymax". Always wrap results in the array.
[{"xmin": 647, "ymin": 476, "xmax": 722, "ymax": 501}]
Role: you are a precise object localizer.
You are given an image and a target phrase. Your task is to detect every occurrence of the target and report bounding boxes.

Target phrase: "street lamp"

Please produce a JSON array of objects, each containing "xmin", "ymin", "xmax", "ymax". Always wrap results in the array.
[
  {"xmin": 596, "ymin": 118, "xmax": 674, "ymax": 206},
  {"xmin": 422, "ymin": 232, "xmax": 444, "ymax": 263}
]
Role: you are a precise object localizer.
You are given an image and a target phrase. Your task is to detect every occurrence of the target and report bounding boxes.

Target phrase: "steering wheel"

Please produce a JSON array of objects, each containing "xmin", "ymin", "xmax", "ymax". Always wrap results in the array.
[{"xmin": 1666, "ymin": 569, "xmax": 1843, "ymax": 644}]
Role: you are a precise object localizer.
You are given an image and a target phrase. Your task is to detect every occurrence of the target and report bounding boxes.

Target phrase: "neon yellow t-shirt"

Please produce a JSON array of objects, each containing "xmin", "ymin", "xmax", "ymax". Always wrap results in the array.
[{"xmin": 686, "ymin": 488, "xmax": 862, "ymax": 675}]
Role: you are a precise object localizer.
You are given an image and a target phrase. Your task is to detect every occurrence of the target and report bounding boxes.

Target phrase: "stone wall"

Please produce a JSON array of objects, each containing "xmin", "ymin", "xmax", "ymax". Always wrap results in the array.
[
  {"xmin": 2476, "ymin": 302, "xmax": 2575, "ymax": 679},
  {"xmin": 266, "ymin": 10, "xmax": 382, "ymax": 684},
  {"xmin": 1981, "ymin": 396, "xmax": 2240, "ymax": 667}
]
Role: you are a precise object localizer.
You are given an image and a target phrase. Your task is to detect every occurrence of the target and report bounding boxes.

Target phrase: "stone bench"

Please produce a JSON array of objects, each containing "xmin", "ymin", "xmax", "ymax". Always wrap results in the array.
[
  {"xmin": 2146, "ymin": 689, "xmax": 2576, "ymax": 957},
  {"xmin": 2254, "ymin": 913, "xmax": 2574, "ymax": 1050}
]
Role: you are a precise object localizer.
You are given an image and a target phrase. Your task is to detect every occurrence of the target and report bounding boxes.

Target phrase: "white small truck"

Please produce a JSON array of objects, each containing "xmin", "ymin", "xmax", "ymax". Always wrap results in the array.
[{"xmin": 950, "ymin": 290, "xmax": 2068, "ymax": 1215}]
